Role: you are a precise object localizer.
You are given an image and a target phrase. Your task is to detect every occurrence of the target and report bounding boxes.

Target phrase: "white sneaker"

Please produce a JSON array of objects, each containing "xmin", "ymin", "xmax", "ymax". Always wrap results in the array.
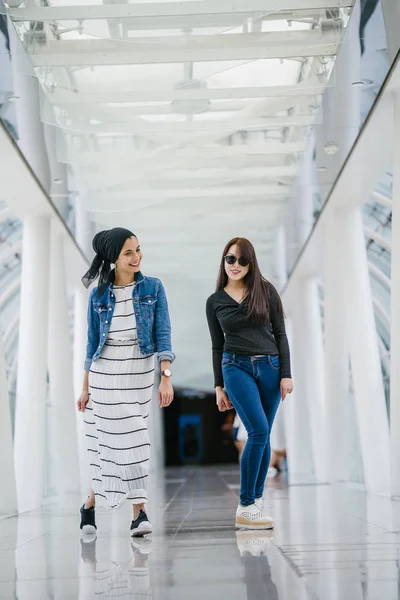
[
  {"xmin": 254, "ymin": 497, "xmax": 263, "ymax": 512},
  {"xmin": 235, "ymin": 504, "xmax": 274, "ymax": 530},
  {"xmin": 267, "ymin": 466, "xmax": 278, "ymax": 478}
]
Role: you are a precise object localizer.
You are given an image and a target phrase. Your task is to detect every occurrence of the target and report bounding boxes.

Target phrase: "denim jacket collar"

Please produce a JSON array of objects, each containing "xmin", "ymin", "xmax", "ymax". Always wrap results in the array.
[{"xmin": 96, "ymin": 270, "xmax": 145, "ymax": 302}]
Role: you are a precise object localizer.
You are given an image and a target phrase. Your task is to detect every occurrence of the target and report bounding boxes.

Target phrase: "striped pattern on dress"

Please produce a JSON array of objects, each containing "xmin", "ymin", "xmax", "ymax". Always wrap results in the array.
[{"xmin": 85, "ymin": 282, "xmax": 155, "ymax": 509}]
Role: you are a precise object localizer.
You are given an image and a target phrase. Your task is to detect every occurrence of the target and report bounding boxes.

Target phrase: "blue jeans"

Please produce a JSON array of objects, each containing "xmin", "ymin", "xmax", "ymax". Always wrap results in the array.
[{"xmin": 222, "ymin": 352, "xmax": 281, "ymax": 506}]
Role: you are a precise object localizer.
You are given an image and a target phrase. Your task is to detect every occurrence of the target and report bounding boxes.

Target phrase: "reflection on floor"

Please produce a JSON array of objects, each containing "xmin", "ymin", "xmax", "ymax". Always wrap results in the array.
[{"xmin": 2, "ymin": 465, "xmax": 400, "ymax": 598}]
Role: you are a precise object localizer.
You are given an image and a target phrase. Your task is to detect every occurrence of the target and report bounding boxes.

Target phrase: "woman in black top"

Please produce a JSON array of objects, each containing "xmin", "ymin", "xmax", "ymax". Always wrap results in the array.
[{"xmin": 206, "ymin": 237, "xmax": 293, "ymax": 530}]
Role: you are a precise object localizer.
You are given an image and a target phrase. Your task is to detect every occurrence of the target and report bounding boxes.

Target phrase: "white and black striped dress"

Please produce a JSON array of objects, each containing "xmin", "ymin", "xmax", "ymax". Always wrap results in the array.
[{"xmin": 84, "ymin": 282, "xmax": 155, "ymax": 509}]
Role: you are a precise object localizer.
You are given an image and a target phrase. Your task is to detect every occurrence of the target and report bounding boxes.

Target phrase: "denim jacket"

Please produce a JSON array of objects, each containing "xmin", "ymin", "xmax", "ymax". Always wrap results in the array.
[{"xmin": 84, "ymin": 272, "xmax": 175, "ymax": 371}]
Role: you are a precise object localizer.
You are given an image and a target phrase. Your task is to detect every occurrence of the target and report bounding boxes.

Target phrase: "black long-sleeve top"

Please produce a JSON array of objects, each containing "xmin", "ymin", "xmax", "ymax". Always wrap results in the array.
[{"xmin": 206, "ymin": 285, "xmax": 291, "ymax": 388}]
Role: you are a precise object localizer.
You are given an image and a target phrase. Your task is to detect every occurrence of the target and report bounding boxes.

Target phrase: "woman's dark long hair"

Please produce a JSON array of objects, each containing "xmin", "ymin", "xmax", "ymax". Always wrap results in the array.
[{"xmin": 216, "ymin": 237, "xmax": 283, "ymax": 323}]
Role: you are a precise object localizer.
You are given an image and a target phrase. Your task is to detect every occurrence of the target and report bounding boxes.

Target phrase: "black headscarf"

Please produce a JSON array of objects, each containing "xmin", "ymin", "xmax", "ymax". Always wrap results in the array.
[{"xmin": 81, "ymin": 227, "xmax": 136, "ymax": 296}]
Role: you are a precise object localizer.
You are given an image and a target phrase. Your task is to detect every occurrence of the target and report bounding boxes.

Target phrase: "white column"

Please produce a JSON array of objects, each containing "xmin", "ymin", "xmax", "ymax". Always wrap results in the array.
[
  {"xmin": 290, "ymin": 276, "xmax": 327, "ymax": 483},
  {"xmin": 284, "ymin": 308, "xmax": 315, "ymax": 483},
  {"xmin": 323, "ymin": 212, "xmax": 353, "ymax": 483},
  {"xmin": 303, "ymin": 277, "xmax": 327, "ymax": 481},
  {"xmin": 43, "ymin": 123, "xmax": 68, "ymax": 217},
  {"xmin": 318, "ymin": 2, "xmax": 361, "ymax": 485},
  {"xmin": 48, "ymin": 220, "xmax": 79, "ymax": 494},
  {"xmin": 14, "ymin": 216, "xmax": 50, "ymax": 512},
  {"xmin": 73, "ymin": 197, "xmax": 92, "ymax": 490},
  {"xmin": 390, "ymin": 93, "xmax": 400, "ymax": 497},
  {"xmin": 0, "ymin": 331, "xmax": 17, "ymax": 515},
  {"xmin": 343, "ymin": 208, "xmax": 391, "ymax": 494},
  {"xmin": 271, "ymin": 226, "xmax": 286, "ymax": 451},
  {"xmin": 10, "ymin": 28, "xmax": 51, "ymax": 192},
  {"xmin": 315, "ymin": 0, "xmax": 361, "ymax": 204},
  {"xmin": 285, "ymin": 141, "xmax": 327, "ymax": 483},
  {"xmin": 73, "ymin": 286, "xmax": 90, "ymax": 491}
]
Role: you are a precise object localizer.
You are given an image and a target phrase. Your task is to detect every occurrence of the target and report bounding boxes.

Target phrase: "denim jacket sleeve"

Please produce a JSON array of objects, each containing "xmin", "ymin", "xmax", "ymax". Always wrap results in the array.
[
  {"xmin": 155, "ymin": 279, "xmax": 175, "ymax": 363},
  {"xmin": 84, "ymin": 288, "xmax": 99, "ymax": 371}
]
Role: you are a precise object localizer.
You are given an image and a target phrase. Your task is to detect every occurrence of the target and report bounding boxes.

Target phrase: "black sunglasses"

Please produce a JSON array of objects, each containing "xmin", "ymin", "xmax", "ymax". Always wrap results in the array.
[{"xmin": 225, "ymin": 254, "xmax": 250, "ymax": 267}]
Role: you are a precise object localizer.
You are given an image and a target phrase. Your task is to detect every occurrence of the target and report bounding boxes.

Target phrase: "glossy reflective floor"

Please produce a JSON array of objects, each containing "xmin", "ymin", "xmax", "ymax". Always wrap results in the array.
[{"xmin": 2, "ymin": 466, "xmax": 400, "ymax": 599}]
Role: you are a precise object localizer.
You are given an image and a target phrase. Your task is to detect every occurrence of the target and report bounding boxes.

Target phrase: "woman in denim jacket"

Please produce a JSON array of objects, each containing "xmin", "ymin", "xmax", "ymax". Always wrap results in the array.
[{"xmin": 77, "ymin": 227, "xmax": 175, "ymax": 537}]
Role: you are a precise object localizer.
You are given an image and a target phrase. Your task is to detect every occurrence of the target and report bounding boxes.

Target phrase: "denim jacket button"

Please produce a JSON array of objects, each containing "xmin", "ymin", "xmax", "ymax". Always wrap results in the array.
[
  {"xmin": 106, "ymin": 320, "xmax": 108, "ymax": 324},
  {"xmin": 102, "ymin": 333, "xmax": 105, "ymax": 336}
]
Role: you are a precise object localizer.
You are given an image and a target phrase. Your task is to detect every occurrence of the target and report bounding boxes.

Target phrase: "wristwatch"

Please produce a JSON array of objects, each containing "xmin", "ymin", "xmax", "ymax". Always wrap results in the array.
[{"xmin": 161, "ymin": 369, "xmax": 172, "ymax": 378}]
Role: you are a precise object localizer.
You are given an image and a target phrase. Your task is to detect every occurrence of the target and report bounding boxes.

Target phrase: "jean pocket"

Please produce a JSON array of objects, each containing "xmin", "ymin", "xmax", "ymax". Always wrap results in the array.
[
  {"xmin": 222, "ymin": 356, "xmax": 234, "ymax": 367},
  {"xmin": 267, "ymin": 355, "xmax": 280, "ymax": 370}
]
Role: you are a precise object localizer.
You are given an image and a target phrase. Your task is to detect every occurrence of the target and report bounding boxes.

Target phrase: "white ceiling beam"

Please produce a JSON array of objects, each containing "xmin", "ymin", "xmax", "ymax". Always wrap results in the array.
[
  {"xmin": 4, "ymin": 314, "xmax": 19, "ymax": 351},
  {"xmin": 83, "ymin": 165, "xmax": 297, "ymax": 191},
  {"xmin": 30, "ymin": 30, "xmax": 340, "ymax": 67},
  {"xmin": 75, "ymin": 101, "xmax": 249, "ymax": 116},
  {"xmin": 58, "ymin": 114, "xmax": 317, "ymax": 135},
  {"xmin": 90, "ymin": 176, "xmax": 294, "ymax": 192},
  {"xmin": 75, "ymin": 141, "xmax": 306, "ymax": 168},
  {"xmin": 98, "ymin": 184, "xmax": 288, "ymax": 198},
  {"xmin": 0, "ymin": 279, "xmax": 20, "ymax": 311},
  {"xmin": 368, "ymin": 262, "xmax": 391, "ymax": 291},
  {"xmin": 8, "ymin": 9, "xmax": 326, "ymax": 31},
  {"xmin": 364, "ymin": 227, "xmax": 391, "ymax": 253},
  {"xmin": 101, "ymin": 9, "xmax": 327, "ymax": 31},
  {"xmin": 48, "ymin": 83, "xmax": 324, "ymax": 106},
  {"xmin": 78, "ymin": 155, "xmax": 294, "ymax": 173},
  {"xmin": 8, "ymin": 1, "xmax": 353, "ymax": 21},
  {"xmin": 84, "ymin": 184, "xmax": 288, "ymax": 209},
  {"xmin": 91, "ymin": 165, "xmax": 297, "ymax": 180},
  {"xmin": 371, "ymin": 190, "xmax": 392, "ymax": 210},
  {"xmin": 58, "ymin": 98, "xmax": 309, "ymax": 115},
  {"xmin": 62, "ymin": 94, "xmax": 314, "ymax": 122}
]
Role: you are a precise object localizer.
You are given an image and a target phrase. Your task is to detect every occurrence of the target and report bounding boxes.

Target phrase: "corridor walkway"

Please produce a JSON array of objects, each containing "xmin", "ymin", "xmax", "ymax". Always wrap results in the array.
[{"xmin": 1, "ymin": 466, "xmax": 400, "ymax": 599}]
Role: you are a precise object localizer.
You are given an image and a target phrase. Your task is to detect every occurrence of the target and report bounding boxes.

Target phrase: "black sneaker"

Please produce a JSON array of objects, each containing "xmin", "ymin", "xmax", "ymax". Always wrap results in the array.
[
  {"xmin": 80, "ymin": 504, "xmax": 97, "ymax": 535},
  {"xmin": 130, "ymin": 510, "xmax": 152, "ymax": 537}
]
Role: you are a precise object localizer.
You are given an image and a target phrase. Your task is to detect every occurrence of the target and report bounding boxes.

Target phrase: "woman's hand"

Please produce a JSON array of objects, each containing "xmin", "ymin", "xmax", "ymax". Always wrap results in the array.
[
  {"xmin": 77, "ymin": 390, "xmax": 90, "ymax": 412},
  {"xmin": 159, "ymin": 379, "xmax": 174, "ymax": 408},
  {"xmin": 216, "ymin": 388, "xmax": 233, "ymax": 412},
  {"xmin": 280, "ymin": 378, "xmax": 294, "ymax": 401}
]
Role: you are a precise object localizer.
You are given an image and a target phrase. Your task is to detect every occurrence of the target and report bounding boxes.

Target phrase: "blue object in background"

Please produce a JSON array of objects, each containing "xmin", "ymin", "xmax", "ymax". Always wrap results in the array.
[{"xmin": 179, "ymin": 414, "xmax": 203, "ymax": 463}]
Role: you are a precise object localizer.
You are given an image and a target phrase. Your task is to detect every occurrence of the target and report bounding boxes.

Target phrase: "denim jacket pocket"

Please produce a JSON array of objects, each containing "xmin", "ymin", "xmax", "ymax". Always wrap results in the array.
[
  {"xmin": 139, "ymin": 295, "xmax": 157, "ymax": 318},
  {"xmin": 139, "ymin": 295, "xmax": 157, "ymax": 305},
  {"xmin": 93, "ymin": 303, "xmax": 108, "ymax": 314}
]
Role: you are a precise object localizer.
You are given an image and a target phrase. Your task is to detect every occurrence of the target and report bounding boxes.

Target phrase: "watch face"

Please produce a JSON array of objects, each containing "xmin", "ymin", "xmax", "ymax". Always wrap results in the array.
[{"xmin": 163, "ymin": 369, "xmax": 172, "ymax": 377}]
